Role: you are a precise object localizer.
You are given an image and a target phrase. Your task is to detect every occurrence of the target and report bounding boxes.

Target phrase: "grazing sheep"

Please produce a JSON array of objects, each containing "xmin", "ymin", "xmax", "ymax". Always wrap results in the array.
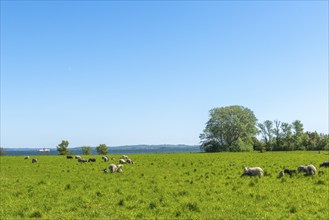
[
  {"xmin": 117, "ymin": 167, "xmax": 123, "ymax": 173},
  {"xmin": 102, "ymin": 156, "xmax": 109, "ymax": 162},
  {"xmin": 319, "ymin": 161, "xmax": 329, "ymax": 168},
  {"xmin": 75, "ymin": 155, "xmax": 81, "ymax": 159},
  {"xmin": 32, "ymin": 158, "xmax": 38, "ymax": 163},
  {"xmin": 103, "ymin": 169, "xmax": 108, "ymax": 174},
  {"xmin": 241, "ymin": 167, "xmax": 263, "ymax": 177},
  {"xmin": 121, "ymin": 155, "xmax": 129, "ymax": 159},
  {"xmin": 126, "ymin": 159, "xmax": 133, "ymax": 164},
  {"xmin": 66, "ymin": 155, "xmax": 73, "ymax": 159},
  {"xmin": 88, "ymin": 158, "xmax": 96, "ymax": 162},
  {"xmin": 283, "ymin": 169, "xmax": 296, "ymax": 176},
  {"xmin": 24, "ymin": 156, "xmax": 30, "ymax": 160},
  {"xmin": 78, "ymin": 158, "xmax": 88, "ymax": 163},
  {"xmin": 109, "ymin": 164, "xmax": 117, "ymax": 173},
  {"xmin": 119, "ymin": 159, "xmax": 126, "ymax": 164},
  {"xmin": 298, "ymin": 164, "xmax": 317, "ymax": 175}
]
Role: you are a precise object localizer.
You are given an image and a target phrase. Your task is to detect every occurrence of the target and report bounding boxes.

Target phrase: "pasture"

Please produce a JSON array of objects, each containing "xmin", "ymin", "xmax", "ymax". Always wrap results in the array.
[{"xmin": 0, "ymin": 152, "xmax": 328, "ymax": 219}]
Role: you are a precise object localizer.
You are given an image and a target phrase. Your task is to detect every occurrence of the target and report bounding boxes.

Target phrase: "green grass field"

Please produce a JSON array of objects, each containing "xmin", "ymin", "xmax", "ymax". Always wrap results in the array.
[{"xmin": 1, "ymin": 152, "xmax": 328, "ymax": 219}]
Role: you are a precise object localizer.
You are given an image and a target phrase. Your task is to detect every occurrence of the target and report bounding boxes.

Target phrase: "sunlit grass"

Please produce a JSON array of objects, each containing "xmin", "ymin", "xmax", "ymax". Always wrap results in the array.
[{"xmin": 0, "ymin": 151, "xmax": 328, "ymax": 219}]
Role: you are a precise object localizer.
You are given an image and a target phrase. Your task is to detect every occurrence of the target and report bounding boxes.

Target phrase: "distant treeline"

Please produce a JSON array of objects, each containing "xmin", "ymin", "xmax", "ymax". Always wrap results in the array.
[
  {"xmin": 254, "ymin": 120, "xmax": 328, "ymax": 152},
  {"xmin": 0, "ymin": 145, "xmax": 201, "ymax": 156}
]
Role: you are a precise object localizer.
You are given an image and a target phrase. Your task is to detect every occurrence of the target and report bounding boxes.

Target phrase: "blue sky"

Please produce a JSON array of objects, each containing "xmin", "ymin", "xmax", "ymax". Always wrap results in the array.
[{"xmin": 1, "ymin": 1, "xmax": 328, "ymax": 148}]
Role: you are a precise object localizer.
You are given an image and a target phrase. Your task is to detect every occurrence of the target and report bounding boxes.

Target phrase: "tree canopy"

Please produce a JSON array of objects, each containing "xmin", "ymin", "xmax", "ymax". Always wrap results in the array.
[
  {"xmin": 200, "ymin": 105, "xmax": 258, "ymax": 152},
  {"xmin": 56, "ymin": 140, "xmax": 70, "ymax": 155},
  {"xmin": 96, "ymin": 144, "xmax": 108, "ymax": 155}
]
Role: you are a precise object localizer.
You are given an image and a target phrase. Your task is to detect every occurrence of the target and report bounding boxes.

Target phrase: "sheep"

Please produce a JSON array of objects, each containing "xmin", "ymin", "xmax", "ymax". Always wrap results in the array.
[
  {"xmin": 75, "ymin": 155, "xmax": 81, "ymax": 159},
  {"xmin": 121, "ymin": 155, "xmax": 129, "ymax": 159},
  {"xmin": 241, "ymin": 167, "xmax": 263, "ymax": 177},
  {"xmin": 66, "ymin": 155, "xmax": 73, "ymax": 159},
  {"xmin": 32, "ymin": 158, "xmax": 38, "ymax": 163},
  {"xmin": 88, "ymin": 158, "xmax": 96, "ymax": 162},
  {"xmin": 119, "ymin": 159, "xmax": 126, "ymax": 164},
  {"xmin": 109, "ymin": 164, "xmax": 117, "ymax": 173},
  {"xmin": 78, "ymin": 158, "xmax": 88, "ymax": 163},
  {"xmin": 298, "ymin": 164, "xmax": 317, "ymax": 175},
  {"xmin": 103, "ymin": 169, "xmax": 108, "ymax": 174},
  {"xmin": 102, "ymin": 156, "xmax": 109, "ymax": 162},
  {"xmin": 319, "ymin": 161, "xmax": 329, "ymax": 168},
  {"xmin": 24, "ymin": 156, "xmax": 30, "ymax": 160},
  {"xmin": 283, "ymin": 169, "xmax": 296, "ymax": 176},
  {"xmin": 126, "ymin": 159, "xmax": 133, "ymax": 164}
]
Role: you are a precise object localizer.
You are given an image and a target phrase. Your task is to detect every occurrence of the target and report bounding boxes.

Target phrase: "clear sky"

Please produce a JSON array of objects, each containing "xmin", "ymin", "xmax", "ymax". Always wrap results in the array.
[{"xmin": 1, "ymin": 1, "xmax": 328, "ymax": 148}]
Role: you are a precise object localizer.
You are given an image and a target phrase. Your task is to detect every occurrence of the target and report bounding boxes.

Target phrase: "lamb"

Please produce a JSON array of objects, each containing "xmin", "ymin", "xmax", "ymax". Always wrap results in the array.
[
  {"xmin": 319, "ymin": 161, "xmax": 329, "ymax": 168},
  {"xmin": 241, "ymin": 167, "xmax": 263, "ymax": 177},
  {"xmin": 88, "ymin": 158, "xmax": 96, "ymax": 162},
  {"xmin": 32, "ymin": 158, "xmax": 38, "ymax": 163},
  {"xmin": 102, "ymin": 156, "xmax": 109, "ymax": 162},
  {"xmin": 283, "ymin": 169, "xmax": 296, "ymax": 176},
  {"xmin": 298, "ymin": 164, "xmax": 317, "ymax": 175},
  {"xmin": 126, "ymin": 159, "xmax": 133, "ymax": 164}
]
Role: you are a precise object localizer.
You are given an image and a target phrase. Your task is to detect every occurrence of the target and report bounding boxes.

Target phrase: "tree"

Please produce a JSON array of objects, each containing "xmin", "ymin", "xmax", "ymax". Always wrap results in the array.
[
  {"xmin": 273, "ymin": 120, "xmax": 283, "ymax": 151},
  {"xmin": 96, "ymin": 144, "xmax": 108, "ymax": 155},
  {"xmin": 258, "ymin": 120, "xmax": 274, "ymax": 151},
  {"xmin": 200, "ymin": 105, "xmax": 258, "ymax": 152},
  {"xmin": 281, "ymin": 122, "xmax": 293, "ymax": 150},
  {"xmin": 292, "ymin": 120, "xmax": 304, "ymax": 150},
  {"xmin": 57, "ymin": 140, "xmax": 70, "ymax": 155},
  {"xmin": 81, "ymin": 146, "xmax": 92, "ymax": 155}
]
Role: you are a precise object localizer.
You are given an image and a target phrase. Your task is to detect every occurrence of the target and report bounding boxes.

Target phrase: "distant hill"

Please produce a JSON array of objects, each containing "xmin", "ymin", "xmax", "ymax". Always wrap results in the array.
[{"xmin": 2, "ymin": 145, "xmax": 201, "ymax": 156}]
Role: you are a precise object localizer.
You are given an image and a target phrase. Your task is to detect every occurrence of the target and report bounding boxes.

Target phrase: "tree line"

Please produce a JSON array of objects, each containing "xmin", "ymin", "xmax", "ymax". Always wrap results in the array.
[
  {"xmin": 200, "ymin": 105, "xmax": 329, "ymax": 152},
  {"xmin": 57, "ymin": 140, "xmax": 109, "ymax": 155}
]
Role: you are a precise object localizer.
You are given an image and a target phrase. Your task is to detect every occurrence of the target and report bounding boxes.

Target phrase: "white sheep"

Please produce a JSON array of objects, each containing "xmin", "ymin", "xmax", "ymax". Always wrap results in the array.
[
  {"xmin": 298, "ymin": 164, "xmax": 317, "ymax": 175},
  {"xmin": 119, "ymin": 159, "xmax": 126, "ymax": 164},
  {"xmin": 109, "ymin": 164, "xmax": 117, "ymax": 173},
  {"xmin": 121, "ymin": 155, "xmax": 129, "ymax": 159},
  {"xmin": 102, "ymin": 156, "xmax": 109, "ymax": 162},
  {"xmin": 242, "ymin": 167, "xmax": 263, "ymax": 177}
]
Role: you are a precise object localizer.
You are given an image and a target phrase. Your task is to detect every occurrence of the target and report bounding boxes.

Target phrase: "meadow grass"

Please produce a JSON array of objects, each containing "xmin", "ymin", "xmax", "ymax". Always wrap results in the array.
[{"xmin": 0, "ymin": 151, "xmax": 328, "ymax": 219}]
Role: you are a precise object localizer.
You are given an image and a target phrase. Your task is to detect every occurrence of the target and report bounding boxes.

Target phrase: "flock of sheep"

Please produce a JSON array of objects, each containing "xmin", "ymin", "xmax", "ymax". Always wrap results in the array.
[
  {"xmin": 25, "ymin": 155, "xmax": 328, "ymax": 178},
  {"xmin": 242, "ymin": 161, "xmax": 329, "ymax": 178},
  {"xmin": 25, "ymin": 154, "xmax": 134, "ymax": 174}
]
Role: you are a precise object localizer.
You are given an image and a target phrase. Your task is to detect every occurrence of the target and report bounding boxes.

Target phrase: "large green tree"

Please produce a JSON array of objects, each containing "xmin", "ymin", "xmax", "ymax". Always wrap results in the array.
[
  {"xmin": 200, "ymin": 105, "xmax": 258, "ymax": 152},
  {"xmin": 81, "ymin": 146, "xmax": 92, "ymax": 155},
  {"xmin": 57, "ymin": 140, "xmax": 70, "ymax": 155},
  {"xmin": 96, "ymin": 144, "xmax": 108, "ymax": 155}
]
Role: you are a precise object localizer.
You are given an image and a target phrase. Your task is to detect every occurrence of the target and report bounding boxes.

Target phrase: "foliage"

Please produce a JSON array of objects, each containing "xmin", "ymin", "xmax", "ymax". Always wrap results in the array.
[
  {"xmin": 257, "ymin": 119, "xmax": 329, "ymax": 151},
  {"xmin": 200, "ymin": 105, "xmax": 258, "ymax": 152},
  {"xmin": 0, "ymin": 152, "xmax": 328, "ymax": 219},
  {"xmin": 95, "ymin": 144, "xmax": 108, "ymax": 155},
  {"xmin": 81, "ymin": 146, "xmax": 92, "ymax": 155},
  {"xmin": 56, "ymin": 140, "xmax": 70, "ymax": 155}
]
